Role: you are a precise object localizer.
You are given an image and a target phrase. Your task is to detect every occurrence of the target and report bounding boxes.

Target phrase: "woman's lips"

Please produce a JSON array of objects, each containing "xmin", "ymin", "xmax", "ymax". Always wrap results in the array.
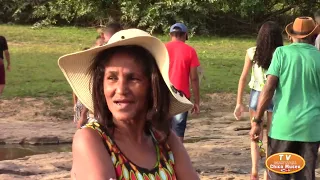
[{"xmin": 114, "ymin": 100, "xmax": 134, "ymax": 109}]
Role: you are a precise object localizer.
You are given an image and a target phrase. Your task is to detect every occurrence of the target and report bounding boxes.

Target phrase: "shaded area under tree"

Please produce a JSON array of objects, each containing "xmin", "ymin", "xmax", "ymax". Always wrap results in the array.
[{"xmin": 0, "ymin": 0, "xmax": 319, "ymax": 35}]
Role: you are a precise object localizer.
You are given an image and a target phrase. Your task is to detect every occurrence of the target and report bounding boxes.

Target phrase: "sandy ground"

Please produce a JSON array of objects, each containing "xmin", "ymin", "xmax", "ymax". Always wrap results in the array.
[{"xmin": 0, "ymin": 94, "xmax": 319, "ymax": 180}]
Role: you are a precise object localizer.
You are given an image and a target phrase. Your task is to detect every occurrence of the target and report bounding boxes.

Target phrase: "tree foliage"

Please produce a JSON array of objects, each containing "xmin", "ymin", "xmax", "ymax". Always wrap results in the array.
[{"xmin": 1, "ymin": 0, "xmax": 319, "ymax": 35}]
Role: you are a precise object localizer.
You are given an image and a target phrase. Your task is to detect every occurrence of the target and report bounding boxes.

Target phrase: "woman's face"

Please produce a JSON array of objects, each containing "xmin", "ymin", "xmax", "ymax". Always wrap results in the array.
[{"xmin": 103, "ymin": 52, "xmax": 150, "ymax": 121}]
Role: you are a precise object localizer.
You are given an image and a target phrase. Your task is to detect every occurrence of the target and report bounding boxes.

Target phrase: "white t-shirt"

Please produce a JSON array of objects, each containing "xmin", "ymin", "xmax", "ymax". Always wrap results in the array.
[{"xmin": 247, "ymin": 47, "xmax": 267, "ymax": 91}]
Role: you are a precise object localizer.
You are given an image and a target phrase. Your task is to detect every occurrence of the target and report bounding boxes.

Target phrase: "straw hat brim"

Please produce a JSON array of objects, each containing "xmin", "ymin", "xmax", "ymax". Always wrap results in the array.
[
  {"xmin": 285, "ymin": 22, "xmax": 320, "ymax": 39},
  {"xmin": 58, "ymin": 30, "xmax": 193, "ymax": 117}
]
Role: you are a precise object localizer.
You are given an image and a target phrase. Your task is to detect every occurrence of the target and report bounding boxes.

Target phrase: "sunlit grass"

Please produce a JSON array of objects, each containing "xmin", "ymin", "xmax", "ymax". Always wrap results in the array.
[{"xmin": 0, "ymin": 24, "xmax": 255, "ymax": 99}]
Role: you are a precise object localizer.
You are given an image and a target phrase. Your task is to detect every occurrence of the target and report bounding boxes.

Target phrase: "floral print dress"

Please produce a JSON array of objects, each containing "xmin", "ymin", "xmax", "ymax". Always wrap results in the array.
[{"xmin": 83, "ymin": 122, "xmax": 177, "ymax": 180}]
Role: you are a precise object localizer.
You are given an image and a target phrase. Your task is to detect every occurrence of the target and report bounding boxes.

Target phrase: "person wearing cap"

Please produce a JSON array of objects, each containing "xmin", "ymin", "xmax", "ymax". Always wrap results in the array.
[
  {"xmin": 250, "ymin": 17, "xmax": 320, "ymax": 179},
  {"xmin": 165, "ymin": 23, "xmax": 201, "ymax": 142},
  {"xmin": 314, "ymin": 10, "xmax": 320, "ymax": 50},
  {"xmin": 59, "ymin": 29, "xmax": 199, "ymax": 180}
]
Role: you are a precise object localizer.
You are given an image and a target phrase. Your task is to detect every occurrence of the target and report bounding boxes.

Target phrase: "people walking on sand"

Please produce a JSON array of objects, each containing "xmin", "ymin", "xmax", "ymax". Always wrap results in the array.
[
  {"xmin": 234, "ymin": 21, "xmax": 283, "ymax": 180},
  {"xmin": 59, "ymin": 28, "xmax": 199, "ymax": 180},
  {"xmin": 165, "ymin": 23, "xmax": 201, "ymax": 142},
  {"xmin": 314, "ymin": 10, "xmax": 320, "ymax": 50},
  {"xmin": 0, "ymin": 36, "xmax": 11, "ymax": 97},
  {"xmin": 250, "ymin": 17, "xmax": 320, "ymax": 180}
]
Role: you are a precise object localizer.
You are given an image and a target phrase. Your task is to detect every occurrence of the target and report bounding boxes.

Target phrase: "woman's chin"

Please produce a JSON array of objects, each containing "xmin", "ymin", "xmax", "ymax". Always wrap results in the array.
[{"xmin": 113, "ymin": 113, "xmax": 136, "ymax": 122}]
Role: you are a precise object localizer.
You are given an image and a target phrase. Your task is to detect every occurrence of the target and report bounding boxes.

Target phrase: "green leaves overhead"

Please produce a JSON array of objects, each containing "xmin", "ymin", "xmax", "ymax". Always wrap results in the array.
[{"xmin": 0, "ymin": 0, "xmax": 319, "ymax": 35}]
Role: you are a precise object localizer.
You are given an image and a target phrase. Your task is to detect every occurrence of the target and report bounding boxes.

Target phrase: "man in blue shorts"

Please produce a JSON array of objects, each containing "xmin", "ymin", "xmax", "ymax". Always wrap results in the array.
[{"xmin": 165, "ymin": 23, "xmax": 201, "ymax": 142}]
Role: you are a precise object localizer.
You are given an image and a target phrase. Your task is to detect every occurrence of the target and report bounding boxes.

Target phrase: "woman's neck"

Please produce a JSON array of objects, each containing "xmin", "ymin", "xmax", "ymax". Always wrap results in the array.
[{"xmin": 113, "ymin": 118, "xmax": 149, "ymax": 144}]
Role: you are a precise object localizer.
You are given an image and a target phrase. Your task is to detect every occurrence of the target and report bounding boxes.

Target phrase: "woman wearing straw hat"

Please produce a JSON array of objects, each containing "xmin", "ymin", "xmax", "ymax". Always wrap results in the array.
[
  {"xmin": 250, "ymin": 17, "xmax": 320, "ymax": 180},
  {"xmin": 58, "ymin": 29, "xmax": 199, "ymax": 180}
]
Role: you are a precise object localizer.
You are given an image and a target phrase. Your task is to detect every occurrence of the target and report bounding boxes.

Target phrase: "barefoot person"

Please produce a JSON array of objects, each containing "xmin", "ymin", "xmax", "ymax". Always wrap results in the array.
[
  {"xmin": 165, "ymin": 23, "xmax": 201, "ymax": 142},
  {"xmin": 59, "ymin": 29, "xmax": 199, "ymax": 180},
  {"xmin": 250, "ymin": 17, "xmax": 320, "ymax": 180},
  {"xmin": 0, "ymin": 36, "xmax": 11, "ymax": 97},
  {"xmin": 234, "ymin": 21, "xmax": 283, "ymax": 180}
]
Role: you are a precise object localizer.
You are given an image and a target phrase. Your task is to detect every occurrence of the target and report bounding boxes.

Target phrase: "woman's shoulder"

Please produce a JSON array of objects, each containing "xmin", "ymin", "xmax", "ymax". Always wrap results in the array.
[
  {"xmin": 72, "ymin": 122, "xmax": 116, "ymax": 179},
  {"xmin": 73, "ymin": 126, "xmax": 104, "ymax": 152},
  {"xmin": 246, "ymin": 46, "xmax": 256, "ymax": 61}
]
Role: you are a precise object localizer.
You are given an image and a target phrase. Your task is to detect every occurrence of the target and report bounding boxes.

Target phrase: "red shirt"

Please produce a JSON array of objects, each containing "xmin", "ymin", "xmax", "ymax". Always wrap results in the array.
[{"xmin": 165, "ymin": 41, "xmax": 200, "ymax": 99}]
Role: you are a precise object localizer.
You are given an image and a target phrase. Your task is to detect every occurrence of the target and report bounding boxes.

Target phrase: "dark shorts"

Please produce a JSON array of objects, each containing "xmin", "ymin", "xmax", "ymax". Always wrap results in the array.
[
  {"xmin": 171, "ymin": 111, "xmax": 188, "ymax": 137},
  {"xmin": 249, "ymin": 89, "xmax": 274, "ymax": 112},
  {"xmin": 267, "ymin": 137, "xmax": 320, "ymax": 180},
  {"xmin": 0, "ymin": 64, "xmax": 5, "ymax": 85}
]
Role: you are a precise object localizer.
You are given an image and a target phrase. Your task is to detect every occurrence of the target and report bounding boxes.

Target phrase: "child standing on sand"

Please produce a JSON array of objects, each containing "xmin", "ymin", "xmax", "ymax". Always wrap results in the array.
[{"xmin": 233, "ymin": 21, "xmax": 283, "ymax": 180}]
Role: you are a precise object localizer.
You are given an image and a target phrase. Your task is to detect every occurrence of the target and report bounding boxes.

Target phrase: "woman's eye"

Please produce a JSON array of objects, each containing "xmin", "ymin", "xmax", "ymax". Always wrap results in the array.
[
  {"xmin": 107, "ymin": 76, "xmax": 117, "ymax": 80},
  {"xmin": 130, "ymin": 77, "xmax": 140, "ymax": 81}
]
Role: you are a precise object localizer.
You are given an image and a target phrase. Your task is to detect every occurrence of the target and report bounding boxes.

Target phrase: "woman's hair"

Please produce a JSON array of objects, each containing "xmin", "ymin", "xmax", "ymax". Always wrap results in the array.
[
  {"xmin": 253, "ymin": 21, "xmax": 283, "ymax": 70},
  {"xmin": 88, "ymin": 45, "xmax": 171, "ymax": 135}
]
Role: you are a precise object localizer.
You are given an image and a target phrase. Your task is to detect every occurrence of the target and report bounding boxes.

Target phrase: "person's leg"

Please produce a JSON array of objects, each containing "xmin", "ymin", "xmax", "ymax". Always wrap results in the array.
[
  {"xmin": 171, "ymin": 111, "xmax": 188, "ymax": 142},
  {"xmin": 249, "ymin": 89, "xmax": 261, "ymax": 179},
  {"xmin": 263, "ymin": 111, "xmax": 273, "ymax": 180},
  {"xmin": 267, "ymin": 137, "xmax": 295, "ymax": 180},
  {"xmin": 292, "ymin": 142, "xmax": 319, "ymax": 180},
  {"xmin": 0, "ymin": 85, "xmax": 4, "ymax": 96}
]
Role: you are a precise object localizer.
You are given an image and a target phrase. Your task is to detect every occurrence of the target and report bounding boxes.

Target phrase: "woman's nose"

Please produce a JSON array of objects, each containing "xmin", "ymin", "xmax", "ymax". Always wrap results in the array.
[{"xmin": 115, "ymin": 78, "xmax": 129, "ymax": 95}]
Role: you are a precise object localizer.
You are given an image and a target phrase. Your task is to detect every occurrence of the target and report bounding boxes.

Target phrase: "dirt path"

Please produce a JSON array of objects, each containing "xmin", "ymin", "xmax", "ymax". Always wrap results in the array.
[{"xmin": 0, "ymin": 94, "xmax": 319, "ymax": 180}]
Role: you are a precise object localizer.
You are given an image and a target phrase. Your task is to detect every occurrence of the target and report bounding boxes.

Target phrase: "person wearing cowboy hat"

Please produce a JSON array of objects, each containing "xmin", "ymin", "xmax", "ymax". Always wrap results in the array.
[
  {"xmin": 250, "ymin": 17, "xmax": 320, "ymax": 180},
  {"xmin": 58, "ymin": 29, "xmax": 199, "ymax": 180}
]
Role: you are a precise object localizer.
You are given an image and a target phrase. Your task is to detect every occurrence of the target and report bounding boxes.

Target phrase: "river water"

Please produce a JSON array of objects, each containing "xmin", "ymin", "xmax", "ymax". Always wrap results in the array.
[{"xmin": 0, "ymin": 144, "xmax": 72, "ymax": 161}]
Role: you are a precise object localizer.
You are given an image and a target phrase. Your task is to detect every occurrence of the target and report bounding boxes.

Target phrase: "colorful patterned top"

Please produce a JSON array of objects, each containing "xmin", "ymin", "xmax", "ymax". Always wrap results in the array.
[{"xmin": 83, "ymin": 122, "xmax": 177, "ymax": 180}]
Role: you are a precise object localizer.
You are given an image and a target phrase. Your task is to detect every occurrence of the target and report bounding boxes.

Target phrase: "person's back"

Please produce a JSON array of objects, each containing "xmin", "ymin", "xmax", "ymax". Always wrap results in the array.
[
  {"xmin": 165, "ymin": 23, "xmax": 200, "ymax": 142},
  {"xmin": 269, "ymin": 43, "xmax": 320, "ymax": 141},
  {"xmin": 166, "ymin": 41, "xmax": 198, "ymax": 98}
]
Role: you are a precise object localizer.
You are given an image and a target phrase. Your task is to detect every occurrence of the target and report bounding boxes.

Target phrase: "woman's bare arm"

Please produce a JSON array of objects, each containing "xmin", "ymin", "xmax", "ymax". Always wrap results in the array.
[
  {"xmin": 236, "ymin": 53, "xmax": 252, "ymax": 105},
  {"xmin": 4, "ymin": 50, "xmax": 10, "ymax": 70},
  {"xmin": 72, "ymin": 128, "xmax": 116, "ymax": 180},
  {"xmin": 167, "ymin": 131, "xmax": 200, "ymax": 180},
  {"xmin": 73, "ymin": 93, "xmax": 78, "ymax": 107}
]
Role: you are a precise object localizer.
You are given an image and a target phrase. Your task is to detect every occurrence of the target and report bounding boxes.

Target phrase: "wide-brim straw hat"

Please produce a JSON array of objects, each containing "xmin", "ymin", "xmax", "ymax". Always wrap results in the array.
[
  {"xmin": 285, "ymin": 16, "xmax": 320, "ymax": 39},
  {"xmin": 58, "ymin": 28, "xmax": 193, "ymax": 116}
]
